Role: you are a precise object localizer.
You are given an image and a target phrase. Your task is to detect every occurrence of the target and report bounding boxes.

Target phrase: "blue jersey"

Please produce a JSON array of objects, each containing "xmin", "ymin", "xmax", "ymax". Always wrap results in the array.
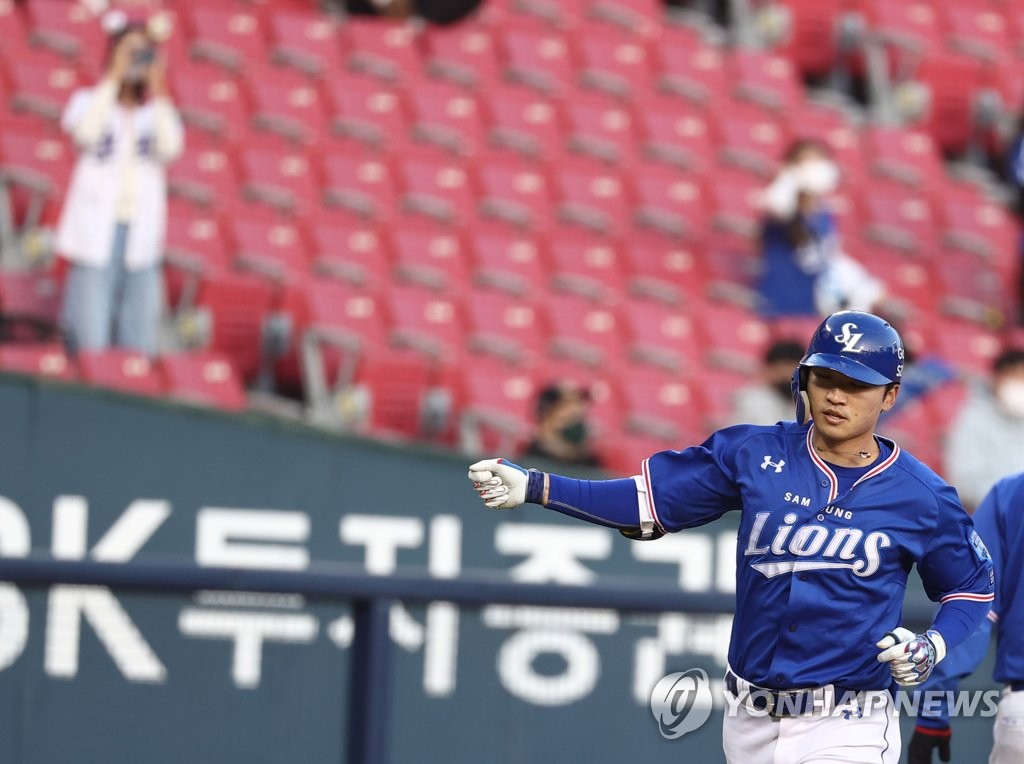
[
  {"xmin": 640, "ymin": 421, "xmax": 994, "ymax": 691},
  {"xmin": 927, "ymin": 472, "xmax": 1024, "ymax": 689}
]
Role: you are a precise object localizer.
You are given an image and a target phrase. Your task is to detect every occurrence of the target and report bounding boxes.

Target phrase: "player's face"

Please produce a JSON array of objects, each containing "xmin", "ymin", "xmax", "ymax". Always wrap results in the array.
[{"xmin": 806, "ymin": 368, "xmax": 898, "ymax": 442}]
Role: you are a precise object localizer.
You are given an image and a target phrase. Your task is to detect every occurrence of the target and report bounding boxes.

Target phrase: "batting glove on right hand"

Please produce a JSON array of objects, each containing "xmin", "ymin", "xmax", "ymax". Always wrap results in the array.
[
  {"xmin": 875, "ymin": 627, "xmax": 946, "ymax": 686},
  {"xmin": 468, "ymin": 458, "xmax": 529, "ymax": 509},
  {"xmin": 907, "ymin": 724, "xmax": 951, "ymax": 764}
]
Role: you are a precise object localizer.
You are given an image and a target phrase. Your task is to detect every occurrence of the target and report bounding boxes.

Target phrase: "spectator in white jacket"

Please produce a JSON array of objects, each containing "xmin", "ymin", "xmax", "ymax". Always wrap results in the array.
[{"xmin": 55, "ymin": 12, "xmax": 183, "ymax": 357}]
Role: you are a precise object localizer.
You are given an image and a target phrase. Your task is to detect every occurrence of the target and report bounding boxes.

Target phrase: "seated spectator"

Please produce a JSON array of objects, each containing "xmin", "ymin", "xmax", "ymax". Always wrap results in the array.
[
  {"xmin": 522, "ymin": 382, "xmax": 600, "ymax": 467},
  {"xmin": 342, "ymin": 0, "xmax": 484, "ymax": 23},
  {"xmin": 757, "ymin": 139, "xmax": 884, "ymax": 317},
  {"xmin": 944, "ymin": 347, "xmax": 1024, "ymax": 509},
  {"xmin": 55, "ymin": 10, "xmax": 183, "ymax": 357},
  {"xmin": 728, "ymin": 339, "xmax": 804, "ymax": 426}
]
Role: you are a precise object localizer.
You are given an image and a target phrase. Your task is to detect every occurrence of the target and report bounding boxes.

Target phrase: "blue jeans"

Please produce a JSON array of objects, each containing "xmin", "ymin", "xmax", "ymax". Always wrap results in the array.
[{"xmin": 61, "ymin": 223, "xmax": 162, "ymax": 356}]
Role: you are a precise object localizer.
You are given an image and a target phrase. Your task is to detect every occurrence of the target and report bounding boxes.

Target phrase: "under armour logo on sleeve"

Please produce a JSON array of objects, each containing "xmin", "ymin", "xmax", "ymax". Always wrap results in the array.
[{"xmin": 761, "ymin": 456, "xmax": 786, "ymax": 473}]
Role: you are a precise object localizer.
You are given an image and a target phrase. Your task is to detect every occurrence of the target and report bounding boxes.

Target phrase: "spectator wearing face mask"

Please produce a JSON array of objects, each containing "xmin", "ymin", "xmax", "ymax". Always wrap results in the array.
[
  {"xmin": 757, "ymin": 138, "xmax": 884, "ymax": 318},
  {"xmin": 944, "ymin": 348, "xmax": 1024, "ymax": 510},
  {"xmin": 728, "ymin": 339, "xmax": 805, "ymax": 426},
  {"xmin": 522, "ymin": 382, "xmax": 600, "ymax": 467}
]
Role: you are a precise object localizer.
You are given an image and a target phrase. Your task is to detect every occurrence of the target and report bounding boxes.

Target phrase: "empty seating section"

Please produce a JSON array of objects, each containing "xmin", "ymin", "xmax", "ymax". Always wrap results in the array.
[{"xmin": 0, "ymin": 0, "xmax": 1020, "ymax": 477}]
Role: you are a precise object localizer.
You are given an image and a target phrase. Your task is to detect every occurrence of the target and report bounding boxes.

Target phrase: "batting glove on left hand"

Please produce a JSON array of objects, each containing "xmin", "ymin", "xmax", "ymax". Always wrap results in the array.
[
  {"xmin": 468, "ymin": 458, "xmax": 530, "ymax": 509},
  {"xmin": 876, "ymin": 627, "xmax": 946, "ymax": 686}
]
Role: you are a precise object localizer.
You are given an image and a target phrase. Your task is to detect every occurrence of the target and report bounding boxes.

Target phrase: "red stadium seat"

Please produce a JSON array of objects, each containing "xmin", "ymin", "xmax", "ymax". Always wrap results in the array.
[
  {"xmin": 0, "ymin": 269, "xmax": 62, "ymax": 325},
  {"xmin": 856, "ymin": 177, "xmax": 936, "ymax": 254},
  {"xmin": 499, "ymin": 24, "xmax": 575, "ymax": 96},
  {"xmin": 730, "ymin": 50, "xmax": 803, "ymax": 114},
  {"xmin": 938, "ymin": 1, "xmax": 1010, "ymax": 65},
  {"xmin": 163, "ymin": 199, "xmax": 231, "ymax": 309},
  {"xmin": 552, "ymin": 157, "xmax": 630, "ymax": 234},
  {"xmin": 294, "ymin": 276, "xmax": 388, "ymax": 368},
  {"xmin": 632, "ymin": 162, "xmax": 706, "ymax": 238},
  {"xmin": 395, "ymin": 151, "xmax": 475, "ymax": 224},
  {"xmin": 406, "ymin": 78, "xmax": 484, "ymax": 157},
  {"xmin": 186, "ymin": 5, "xmax": 267, "ymax": 72},
  {"xmin": 860, "ymin": 0, "xmax": 942, "ymax": 79},
  {"xmin": 912, "ymin": 51, "xmax": 988, "ymax": 157},
  {"xmin": 167, "ymin": 133, "xmax": 240, "ymax": 207},
  {"xmin": 160, "ymin": 351, "xmax": 248, "ymax": 411},
  {"xmin": 703, "ymin": 165, "xmax": 766, "ymax": 240},
  {"xmin": 481, "ymin": 84, "xmax": 562, "ymax": 160},
  {"xmin": 545, "ymin": 291, "xmax": 623, "ymax": 366},
  {"xmin": 620, "ymin": 228, "xmax": 708, "ymax": 305},
  {"xmin": 466, "ymin": 224, "xmax": 548, "ymax": 296},
  {"xmin": 268, "ymin": 10, "xmax": 343, "ymax": 76},
  {"xmin": 191, "ymin": 269, "xmax": 277, "ymax": 383},
  {"xmin": 464, "ymin": 289, "xmax": 545, "ymax": 363},
  {"xmin": 652, "ymin": 25, "xmax": 728, "ymax": 105},
  {"xmin": 573, "ymin": 21, "xmax": 654, "ymax": 98},
  {"xmin": 596, "ymin": 431, "xmax": 676, "ymax": 478},
  {"xmin": 636, "ymin": 96, "xmax": 715, "ymax": 173},
  {"xmin": 246, "ymin": 63, "xmax": 328, "ymax": 147},
  {"xmin": 0, "ymin": 342, "xmax": 75, "ymax": 380},
  {"xmin": 168, "ymin": 58, "xmax": 249, "ymax": 141},
  {"xmin": 590, "ymin": 0, "xmax": 663, "ymax": 36},
  {"xmin": 615, "ymin": 367, "xmax": 705, "ymax": 441},
  {"xmin": 306, "ymin": 209, "xmax": 388, "ymax": 288},
  {"xmin": 861, "ymin": 125, "xmax": 944, "ymax": 187},
  {"xmin": 712, "ymin": 100, "xmax": 788, "ymax": 177},
  {"xmin": 340, "ymin": 18, "xmax": 420, "ymax": 83},
  {"xmin": 24, "ymin": 0, "xmax": 106, "ymax": 72},
  {"xmin": 389, "ymin": 220, "xmax": 468, "ymax": 292},
  {"xmin": 78, "ymin": 350, "xmax": 166, "ymax": 398},
  {"xmin": 423, "ymin": 22, "xmax": 501, "ymax": 88},
  {"xmin": 321, "ymin": 143, "xmax": 397, "ymax": 220},
  {"xmin": 229, "ymin": 211, "xmax": 311, "ymax": 284},
  {"xmin": 931, "ymin": 252, "xmax": 1010, "ymax": 326},
  {"xmin": 3, "ymin": 53, "xmax": 82, "ymax": 122},
  {"xmin": 696, "ymin": 300, "xmax": 771, "ymax": 374},
  {"xmin": 347, "ymin": 346, "xmax": 435, "ymax": 439},
  {"xmin": 547, "ymin": 228, "xmax": 624, "ymax": 301},
  {"xmin": 0, "ymin": 126, "xmax": 74, "ymax": 227},
  {"xmin": 936, "ymin": 179, "xmax": 1018, "ymax": 269},
  {"xmin": 562, "ymin": 90, "xmax": 638, "ymax": 164},
  {"xmin": 475, "ymin": 152, "xmax": 553, "ymax": 230},
  {"xmin": 775, "ymin": 0, "xmax": 844, "ymax": 79},
  {"xmin": 384, "ymin": 283, "xmax": 465, "ymax": 363},
  {"xmin": 619, "ymin": 297, "xmax": 702, "ymax": 372},
  {"xmin": 929, "ymin": 316, "xmax": 1003, "ymax": 378},
  {"xmin": 456, "ymin": 359, "xmax": 538, "ymax": 455},
  {"xmin": 239, "ymin": 145, "xmax": 321, "ymax": 215},
  {"xmin": 324, "ymin": 72, "xmax": 407, "ymax": 151}
]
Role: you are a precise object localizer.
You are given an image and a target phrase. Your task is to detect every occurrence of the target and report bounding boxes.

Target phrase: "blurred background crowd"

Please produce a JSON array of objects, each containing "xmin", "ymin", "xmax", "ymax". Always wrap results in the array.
[{"xmin": 2, "ymin": 0, "xmax": 1024, "ymax": 505}]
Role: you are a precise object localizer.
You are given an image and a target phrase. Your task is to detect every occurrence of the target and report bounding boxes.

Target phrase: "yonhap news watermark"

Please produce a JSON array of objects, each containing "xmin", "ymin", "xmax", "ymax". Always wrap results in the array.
[{"xmin": 650, "ymin": 669, "xmax": 1003, "ymax": 739}]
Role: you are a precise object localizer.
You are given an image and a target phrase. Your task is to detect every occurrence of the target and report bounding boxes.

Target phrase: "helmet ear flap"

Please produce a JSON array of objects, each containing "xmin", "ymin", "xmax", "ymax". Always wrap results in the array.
[{"xmin": 791, "ymin": 366, "xmax": 811, "ymax": 424}]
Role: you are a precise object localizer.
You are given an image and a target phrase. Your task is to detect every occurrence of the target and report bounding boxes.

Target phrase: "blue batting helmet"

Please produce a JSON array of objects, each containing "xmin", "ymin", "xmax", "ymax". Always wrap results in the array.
[{"xmin": 791, "ymin": 311, "xmax": 904, "ymax": 423}]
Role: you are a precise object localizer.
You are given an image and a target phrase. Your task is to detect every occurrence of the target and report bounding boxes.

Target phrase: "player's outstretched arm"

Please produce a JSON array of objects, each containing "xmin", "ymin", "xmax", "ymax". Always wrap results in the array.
[{"xmin": 467, "ymin": 458, "xmax": 663, "ymax": 538}]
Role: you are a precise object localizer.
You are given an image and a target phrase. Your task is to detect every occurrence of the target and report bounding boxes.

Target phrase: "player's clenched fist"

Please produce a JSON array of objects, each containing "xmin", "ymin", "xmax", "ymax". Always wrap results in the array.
[
  {"xmin": 468, "ymin": 458, "xmax": 530, "ymax": 509},
  {"xmin": 875, "ymin": 627, "xmax": 946, "ymax": 686}
]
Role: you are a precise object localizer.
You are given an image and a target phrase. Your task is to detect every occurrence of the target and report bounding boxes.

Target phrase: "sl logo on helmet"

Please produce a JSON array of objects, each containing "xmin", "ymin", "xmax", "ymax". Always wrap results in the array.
[{"xmin": 834, "ymin": 323, "xmax": 865, "ymax": 353}]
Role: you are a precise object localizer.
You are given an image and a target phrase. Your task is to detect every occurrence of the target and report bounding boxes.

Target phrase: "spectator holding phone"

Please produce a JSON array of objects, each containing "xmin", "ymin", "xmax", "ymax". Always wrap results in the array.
[{"xmin": 55, "ymin": 10, "xmax": 183, "ymax": 356}]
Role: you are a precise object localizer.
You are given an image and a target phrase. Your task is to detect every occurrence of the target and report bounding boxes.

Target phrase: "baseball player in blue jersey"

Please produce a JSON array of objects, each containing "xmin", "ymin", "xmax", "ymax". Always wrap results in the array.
[
  {"xmin": 906, "ymin": 470, "xmax": 1024, "ymax": 764},
  {"xmin": 468, "ymin": 311, "xmax": 994, "ymax": 763}
]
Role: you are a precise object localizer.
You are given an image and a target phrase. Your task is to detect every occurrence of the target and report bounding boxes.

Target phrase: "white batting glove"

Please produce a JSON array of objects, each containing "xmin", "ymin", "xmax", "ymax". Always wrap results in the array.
[
  {"xmin": 468, "ymin": 458, "xmax": 529, "ymax": 509},
  {"xmin": 876, "ymin": 627, "xmax": 946, "ymax": 686}
]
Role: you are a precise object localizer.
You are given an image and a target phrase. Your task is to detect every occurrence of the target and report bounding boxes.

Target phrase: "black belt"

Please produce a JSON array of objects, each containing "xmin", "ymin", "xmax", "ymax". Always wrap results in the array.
[
  {"xmin": 1010, "ymin": 682, "xmax": 1024, "ymax": 692},
  {"xmin": 725, "ymin": 669, "xmax": 864, "ymax": 719}
]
